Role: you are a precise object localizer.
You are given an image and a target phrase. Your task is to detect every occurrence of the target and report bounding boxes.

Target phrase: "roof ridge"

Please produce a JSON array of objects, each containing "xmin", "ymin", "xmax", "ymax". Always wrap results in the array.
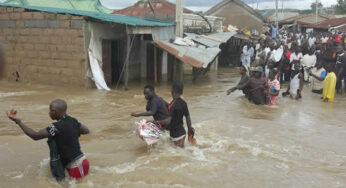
[
  {"xmin": 0, "ymin": 3, "xmax": 175, "ymax": 26},
  {"xmin": 205, "ymin": 0, "xmax": 265, "ymax": 21}
]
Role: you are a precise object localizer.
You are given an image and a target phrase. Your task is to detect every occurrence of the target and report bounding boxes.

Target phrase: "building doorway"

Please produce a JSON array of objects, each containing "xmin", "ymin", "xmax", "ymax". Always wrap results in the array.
[
  {"xmin": 146, "ymin": 43, "xmax": 163, "ymax": 82},
  {"xmin": 102, "ymin": 40, "xmax": 123, "ymax": 85}
]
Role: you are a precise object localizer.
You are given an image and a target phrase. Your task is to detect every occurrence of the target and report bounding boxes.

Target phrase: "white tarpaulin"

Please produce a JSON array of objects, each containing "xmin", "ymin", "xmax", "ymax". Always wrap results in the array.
[{"xmin": 88, "ymin": 29, "xmax": 111, "ymax": 91}]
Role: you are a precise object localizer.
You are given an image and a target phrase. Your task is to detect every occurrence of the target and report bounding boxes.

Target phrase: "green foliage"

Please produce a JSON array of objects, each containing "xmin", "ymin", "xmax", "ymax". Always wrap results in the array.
[
  {"xmin": 300, "ymin": 9, "xmax": 313, "ymax": 14},
  {"xmin": 311, "ymin": 2, "xmax": 323, "ymax": 11},
  {"xmin": 336, "ymin": 0, "xmax": 346, "ymax": 14}
]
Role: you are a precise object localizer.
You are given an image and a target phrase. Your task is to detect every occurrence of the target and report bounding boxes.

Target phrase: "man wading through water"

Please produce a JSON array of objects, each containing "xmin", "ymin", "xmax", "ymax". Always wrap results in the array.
[
  {"xmin": 131, "ymin": 85, "xmax": 169, "ymax": 122},
  {"xmin": 159, "ymin": 83, "xmax": 195, "ymax": 148},
  {"xmin": 6, "ymin": 99, "xmax": 90, "ymax": 180}
]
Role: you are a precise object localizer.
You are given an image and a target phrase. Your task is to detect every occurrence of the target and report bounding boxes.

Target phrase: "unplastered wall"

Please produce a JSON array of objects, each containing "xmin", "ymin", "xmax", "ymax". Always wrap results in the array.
[{"xmin": 0, "ymin": 7, "xmax": 86, "ymax": 86}]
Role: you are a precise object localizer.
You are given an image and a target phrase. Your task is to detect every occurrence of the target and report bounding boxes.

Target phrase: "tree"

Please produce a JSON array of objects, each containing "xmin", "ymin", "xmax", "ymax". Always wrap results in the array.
[
  {"xmin": 336, "ymin": 0, "xmax": 346, "ymax": 14},
  {"xmin": 311, "ymin": 2, "xmax": 323, "ymax": 13}
]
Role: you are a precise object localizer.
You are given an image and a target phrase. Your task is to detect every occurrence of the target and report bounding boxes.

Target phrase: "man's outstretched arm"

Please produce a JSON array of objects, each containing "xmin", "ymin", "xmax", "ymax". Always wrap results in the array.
[
  {"xmin": 16, "ymin": 121, "xmax": 50, "ymax": 141},
  {"xmin": 80, "ymin": 123, "xmax": 90, "ymax": 135},
  {"xmin": 6, "ymin": 109, "xmax": 50, "ymax": 141}
]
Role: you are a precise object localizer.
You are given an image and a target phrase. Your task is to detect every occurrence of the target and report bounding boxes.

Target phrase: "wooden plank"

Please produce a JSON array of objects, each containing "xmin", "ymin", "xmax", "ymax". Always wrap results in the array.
[
  {"xmin": 154, "ymin": 46, "xmax": 157, "ymax": 83},
  {"xmin": 200, "ymin": 35, "xmax": 225, "ymax": 43}
]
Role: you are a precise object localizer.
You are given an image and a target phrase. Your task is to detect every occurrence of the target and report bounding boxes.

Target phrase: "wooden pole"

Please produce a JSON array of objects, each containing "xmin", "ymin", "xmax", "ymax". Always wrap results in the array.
[
  {"xmin": 275, "ymin": 0, "xmax": 279, "ymax": 29},
  {"xmin": 174, "ymin": 0, "xmax": 184, "ymax": 82},
  {"xmin": 124, "ymin": 35, "xmax": 130, "ymax": 90},
  {"xmin": 176, "ymin": 0, "xmax": 183, "ymax": 37},
  {"xmin": 154, "ymin": 47, "xmax": 157, "ymax": 83},
  {"xmin": 315, "ymin": 0, "xmax": 318, "ymax": 23}
]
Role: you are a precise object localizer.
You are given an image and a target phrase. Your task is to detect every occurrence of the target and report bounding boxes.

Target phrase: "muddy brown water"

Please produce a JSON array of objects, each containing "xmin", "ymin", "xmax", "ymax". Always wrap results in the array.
[{"xmin": 0, "ymin": 68, "xmax": 346, "ymax": 188}]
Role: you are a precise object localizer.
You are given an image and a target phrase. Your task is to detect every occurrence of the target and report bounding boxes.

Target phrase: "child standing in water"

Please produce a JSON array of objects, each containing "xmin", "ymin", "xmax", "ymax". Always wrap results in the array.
[
  {"xmin": 266, "ymin": 69, "xmax": 280, "ymax": 105},
  {"xmin": 159, "ymin": 83, "xmax": 194, "ymax": 148}
]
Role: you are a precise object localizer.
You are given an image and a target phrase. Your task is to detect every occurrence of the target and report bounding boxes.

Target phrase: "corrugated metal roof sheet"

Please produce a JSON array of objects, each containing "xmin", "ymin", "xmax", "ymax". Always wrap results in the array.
[
  {"xmin": 3, "ymin": 0, "xmax": 112, "ymax": 13},
  {"xmin": 279, "ymin": 14, "xmax": 329, "ymax": 23},
  {"xmin": 0, "ymin": 3, "xmax": 175, "ymax": 27},
  {"xmin": 304, "ymin": 17, "xmax": 346, "ymax": 29},
  {"xmin": 154, "ymin": 40, "xmax": 220, "ymax": 68},
  {"xmin": 337, "ymin": 25, "xmax": 346, "ymax": 33},
  {"xmin": 113, "ymin": 0, "xmax": 193, "ymax": 17},
  {"xmin": 185, "ymin": 31, "xmax": 237, "ymax": 47},
  {"xmin": 233, "ymin": 34, "xmax": 250, "ymax": 40}
]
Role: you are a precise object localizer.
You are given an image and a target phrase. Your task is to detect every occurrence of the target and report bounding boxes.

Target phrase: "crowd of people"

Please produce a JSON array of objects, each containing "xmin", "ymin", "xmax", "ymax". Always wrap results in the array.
[{"xmin": 233, "ymin": 27, "xmax": 345, "ymax": 105}]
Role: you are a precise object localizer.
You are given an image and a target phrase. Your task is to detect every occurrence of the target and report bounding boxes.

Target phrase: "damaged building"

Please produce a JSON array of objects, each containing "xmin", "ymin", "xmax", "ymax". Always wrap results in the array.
[{"xmin": 0, "ymin": 2, "xmax": 179, "ymax": 90}]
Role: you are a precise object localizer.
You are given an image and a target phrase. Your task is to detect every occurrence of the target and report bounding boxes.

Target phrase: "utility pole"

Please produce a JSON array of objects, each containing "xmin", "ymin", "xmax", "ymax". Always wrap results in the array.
[
  {"xmin": 275, "ymin": 0, "xmax": 279, "ymax": 29},
  {"xmin": 174, "ymin": 0, "xmax": 184, "ymax": 83},
  {"xmin": 176, "ymin": 0, "xmax": 183, "ymax": 37},
  {"xmin": 315, "ymin": 0, "xmax": 318, "ymax": 23}
]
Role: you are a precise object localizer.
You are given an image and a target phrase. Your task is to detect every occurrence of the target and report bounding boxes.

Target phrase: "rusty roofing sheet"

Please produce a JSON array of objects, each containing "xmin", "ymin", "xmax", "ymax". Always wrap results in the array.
[
  {"xmin": 337, "ymin": 25, "xmax": 346, "ymax": 33},
  {"xmin": 113, "ymin": 0, "xmax": 193, "ymax": 18},
  {"xmin": 154, "ymin": 40, "xmax": 221, "ymax": 68},
  {"xmin": 304, "ymin": 17, "xmax": 346, "ymax": 29},
  {"xmin": 233, "ymin": 34, "xmax": 250, "ymax": 40}
]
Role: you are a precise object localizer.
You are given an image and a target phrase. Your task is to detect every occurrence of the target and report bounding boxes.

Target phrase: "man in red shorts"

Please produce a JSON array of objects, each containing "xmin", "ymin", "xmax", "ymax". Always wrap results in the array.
[{"xmin": 6, "ymin": 99, "xmax": 90, "ymax": 180}]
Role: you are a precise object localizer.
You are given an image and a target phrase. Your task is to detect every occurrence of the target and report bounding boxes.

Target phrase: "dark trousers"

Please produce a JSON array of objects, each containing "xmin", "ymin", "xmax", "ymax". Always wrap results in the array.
[{"xmin": 281, "ymin": 69, "xmax": 291, "ymax": 83}]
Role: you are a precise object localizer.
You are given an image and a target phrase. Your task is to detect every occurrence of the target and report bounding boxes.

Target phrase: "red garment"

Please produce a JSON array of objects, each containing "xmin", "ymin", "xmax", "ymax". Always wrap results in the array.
[
  {"xmin": 335, "ymin": 34, "xmax": 342, "ymax": 43},
  {"xmin": 67, "ymin": 159, "xmax": 89, "ymax": 179},
  {"xmin": 284, "ymin": 51, "xmax": 292, "ymax": 71}
]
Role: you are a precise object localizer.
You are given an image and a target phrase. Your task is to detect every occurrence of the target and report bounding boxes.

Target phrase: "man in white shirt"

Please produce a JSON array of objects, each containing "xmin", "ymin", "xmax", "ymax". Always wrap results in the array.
[
  {"xmin": 301, "ymin": 49, "xmax": 317, "ymax": 82},
  {"xmin": 308, "ymin": 34, "xmax": 316, "ymax": 48},
  {"xmin": 249, "ymin": 44, "xmax": 255, "ymax": 59},
  {"xmin": 290, "ymin": 47, "xmax": 303, "ymax": 70},
  {"xmin": 241, "ymin": 43, "xmax": 251, "ymax": 67},
  {"xmin": 321, "ymin": 33, "xmax": 329, "ymax": 44},
  {"xmin": 264, "ymin": 45, "xmax": 271, "ymax": 59},
  {"xmin": 255, "ymin": 42, "xmax": 261, "ymax": 52}
]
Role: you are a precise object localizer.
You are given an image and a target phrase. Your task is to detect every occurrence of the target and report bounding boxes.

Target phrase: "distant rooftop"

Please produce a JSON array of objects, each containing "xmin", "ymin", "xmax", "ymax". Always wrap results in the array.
[
  {"xmin": 113, "ymin": 0, "xmax": 193, "ymax": 17},
  {"xmin": 304, "ymin": 17, "xmax": 346, "ymax": 29}
]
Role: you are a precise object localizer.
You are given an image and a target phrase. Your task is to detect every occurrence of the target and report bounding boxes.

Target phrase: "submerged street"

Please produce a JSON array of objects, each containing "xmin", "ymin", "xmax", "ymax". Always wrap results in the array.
[{"xmin": 0, "ymin": 68, "xmax": 346, "ymax": 187}]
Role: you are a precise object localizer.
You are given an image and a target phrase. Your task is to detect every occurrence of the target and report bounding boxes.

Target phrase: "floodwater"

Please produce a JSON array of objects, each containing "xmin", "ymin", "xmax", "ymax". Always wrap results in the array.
[{"xmin": 0, "ymin": 68, "xmax": 346, "ymax": 188}]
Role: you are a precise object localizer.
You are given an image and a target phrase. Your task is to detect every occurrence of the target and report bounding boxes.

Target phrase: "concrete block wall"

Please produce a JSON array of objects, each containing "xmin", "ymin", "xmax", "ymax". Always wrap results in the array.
[{"xmin": 0, "ymin": 7, "xmax": 86, "ymax": 86}]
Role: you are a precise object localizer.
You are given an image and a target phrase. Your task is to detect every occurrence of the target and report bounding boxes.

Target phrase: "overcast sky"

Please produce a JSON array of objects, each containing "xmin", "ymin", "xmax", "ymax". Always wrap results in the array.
[{"xmin": 101, "ymin": 0, "xmax": 338, "ymax": 11}]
